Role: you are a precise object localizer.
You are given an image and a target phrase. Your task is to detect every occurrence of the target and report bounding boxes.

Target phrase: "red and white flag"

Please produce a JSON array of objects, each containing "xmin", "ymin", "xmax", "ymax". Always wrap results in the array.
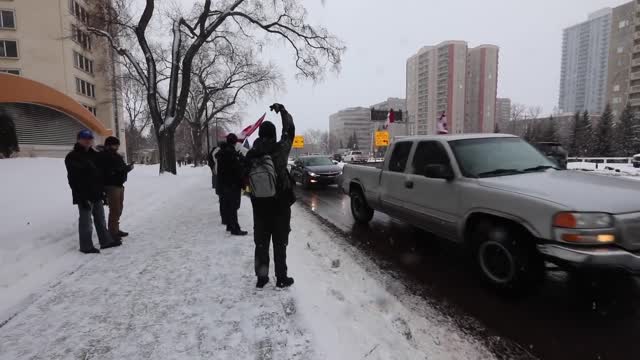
[
  {"xmin": 238, "ymin": 113, "xmax": 266, "ymax": 140},
  {"xmin": 437, "ymin": 112, "xmax": 449, "ymax": 134},
  {"xmin": 383, "ymin": 109, "xmax": 396, "ymax": 130}
]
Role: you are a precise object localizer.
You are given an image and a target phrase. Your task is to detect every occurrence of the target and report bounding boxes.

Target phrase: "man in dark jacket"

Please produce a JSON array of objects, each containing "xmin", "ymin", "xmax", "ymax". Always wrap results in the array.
[
  {"xmin": 101, "ymin": 136, "xmax": 133, "ymax": 240},
  {"xmin": 216, "ymin": 133, "xmax": 248, "ymax": 236},
  {"xmin": 65, "ymin": 130, "xmax": 121, "ymax": 254},
  {"xmin": 245, "ymin": 103, "xmax": 295, "ymax": 288}
]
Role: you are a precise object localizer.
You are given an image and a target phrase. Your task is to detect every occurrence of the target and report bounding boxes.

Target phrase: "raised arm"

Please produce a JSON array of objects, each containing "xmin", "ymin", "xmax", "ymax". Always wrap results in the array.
[{"xmin": 271, "ymin": 104, "xmax": 295, "ymax": 153}]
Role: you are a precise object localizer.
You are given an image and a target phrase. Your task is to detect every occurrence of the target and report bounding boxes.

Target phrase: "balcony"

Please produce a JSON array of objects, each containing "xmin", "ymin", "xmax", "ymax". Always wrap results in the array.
[
  {"xmin": 634, "ymin": 45, "xmax": 640, "ymax": 53},
  {"xmin": 631, "ymin": 72, "xmax": 640, "ymax": 80},
  {"xmin": 633, "ymin": 58, "xmax": 640, "ymax": 67},
  {"xmin": 630, "ymin": 85, "xmax": 640, "ymax": 93},
  {"xmin": 629, "ymin": 97, "xmax": 640, "ymax": 106}
]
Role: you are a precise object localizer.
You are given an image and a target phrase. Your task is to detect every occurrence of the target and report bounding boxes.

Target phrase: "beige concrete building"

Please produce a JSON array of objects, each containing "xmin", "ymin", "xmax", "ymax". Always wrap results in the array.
[
  {"xmin": 629, "ymin": 1, "xmax": 640, "ymax": 113},
  {"xmin": 406, "ymin": 41, "xmax": 499, "ymax": 135},
  {"xmin": 607, "ymin": 1, "xmax": 634, "ymax": 117},
  {"xmin": 465, "ymin": 45, "xmax": 499, "ymax": 133},
  {"xmin": 0, "ymin": 0, "xmax": 124, "ymax": 157}
]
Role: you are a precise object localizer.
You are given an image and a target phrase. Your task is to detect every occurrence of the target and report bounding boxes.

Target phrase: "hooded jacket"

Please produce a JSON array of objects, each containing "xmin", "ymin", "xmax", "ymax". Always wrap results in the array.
[{"xmin": 65, "ymin": 144, "xmax": 105, "ymax": 204}]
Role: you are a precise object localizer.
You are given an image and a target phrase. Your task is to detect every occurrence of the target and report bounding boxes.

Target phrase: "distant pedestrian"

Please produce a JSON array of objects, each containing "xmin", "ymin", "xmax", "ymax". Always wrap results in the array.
[
  {"xmin": 245, "ymin": 103, "xmax": 296, "ymax": 288},
  {"xmin": 65, "ymin": 130, "xmax": 121, "ymax": 254},
  {"xmin": 101, "ymin": 136, "xmax": 134, "ymax": 241},
  {"xmin": 216, "ymin": 134, "xmax": 248, "ymax": 236}
]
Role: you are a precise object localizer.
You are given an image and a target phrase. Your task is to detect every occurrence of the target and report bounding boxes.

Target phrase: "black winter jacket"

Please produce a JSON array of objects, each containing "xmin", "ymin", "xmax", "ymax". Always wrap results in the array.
[
  {"xmin": 101, "ymin": 149, "xmax": 132, "ymax": 187},
  {"xmin": 216, "ymin": 143, "xmax": 243, "ymax": 190},
  {"xmin": 65, "ymin": 144, "xmax": 105, "ymax": 204}
]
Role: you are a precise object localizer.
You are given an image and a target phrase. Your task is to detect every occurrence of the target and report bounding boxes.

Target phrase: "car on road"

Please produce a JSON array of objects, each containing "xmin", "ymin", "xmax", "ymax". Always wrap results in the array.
[
  {"xmin": 534, "ymin": 142, "xmax": 568, "ymax": 169},
  {"xmin": 343, "ymin": 150, "xmax": 367, "ymax": 163},
  {"xmin": 291, "ymin": 155, "xmax": 343, "ymax": 188},
  {"xmin": 340, "ymin": 133, "xmax": 640, "ymax": 292},
  {"xmin": 632, "ymin": 154, "xmax": 640, "ymax": 168}
]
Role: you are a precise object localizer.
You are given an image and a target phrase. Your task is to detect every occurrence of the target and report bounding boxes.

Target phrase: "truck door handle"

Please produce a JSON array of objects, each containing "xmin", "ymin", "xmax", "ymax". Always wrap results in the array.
[{"xmin": 405, "ymin": 180, "xmax": 414, "ymax": 189}]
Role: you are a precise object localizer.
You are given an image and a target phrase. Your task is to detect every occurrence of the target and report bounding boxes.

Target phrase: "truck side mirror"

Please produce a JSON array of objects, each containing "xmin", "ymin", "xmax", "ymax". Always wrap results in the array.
[{"xmin": 424, "ymin": 164, "xmax": 454, "ymax": 181}]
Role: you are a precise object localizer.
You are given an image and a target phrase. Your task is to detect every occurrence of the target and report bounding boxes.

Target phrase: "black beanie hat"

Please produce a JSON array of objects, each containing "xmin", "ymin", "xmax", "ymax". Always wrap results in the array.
[
  {"xmin": 226, "ymin": 133, "xmax": 238, "ymax": 145},
  {"xmin": 258, "ymin": 121, "xmax": 276, "ymax": 139},
  {"xmin": 104, "ymin": 136, "xmax": 120, "ymax": 146}
]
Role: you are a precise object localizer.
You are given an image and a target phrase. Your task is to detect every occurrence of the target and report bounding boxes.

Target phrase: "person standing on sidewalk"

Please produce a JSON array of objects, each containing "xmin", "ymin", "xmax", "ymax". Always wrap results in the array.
[
  {"xmin": 216, "ymin": 133, "xmax": 248, "ymax": 236},
  {"xmin": 101, "ymin": 136, "xmax": 134, "ymax": 241},
  {"xmin": 65, "ymin": 130, "xmax": 121, "ymax": 254},
  {"xmin": 246, "ymin": 103, "xmax": 296, "ymax": 289}
]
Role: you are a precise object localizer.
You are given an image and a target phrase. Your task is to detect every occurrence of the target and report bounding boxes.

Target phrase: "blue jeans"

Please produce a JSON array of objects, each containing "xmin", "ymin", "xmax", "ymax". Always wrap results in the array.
[{"xmin": 78, "ymin": 200, "xmax": 113, "ymax": 251}]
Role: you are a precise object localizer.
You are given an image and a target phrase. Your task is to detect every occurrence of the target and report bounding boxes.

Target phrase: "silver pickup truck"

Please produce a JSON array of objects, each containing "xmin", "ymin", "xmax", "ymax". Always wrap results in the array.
[{"xmin": 340, "ymin": 134, "xmax": 640, "ymax": 291}]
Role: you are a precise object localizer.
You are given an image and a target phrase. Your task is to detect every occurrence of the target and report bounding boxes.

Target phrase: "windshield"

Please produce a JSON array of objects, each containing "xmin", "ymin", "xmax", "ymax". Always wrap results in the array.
[
  {"xmin": 302, "ymin": 157, "xmax": 334, "ymax": 166},
  {"xmin": 449, "ymin": 137, "xmax": 558, "ymax": 178},
  {"xmin": 351, "ymin": 151, "xmax": 362, "ymax": 155}
]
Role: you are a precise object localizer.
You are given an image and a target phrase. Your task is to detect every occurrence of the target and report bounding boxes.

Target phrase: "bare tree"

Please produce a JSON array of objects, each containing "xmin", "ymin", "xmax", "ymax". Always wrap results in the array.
[
  {"xmin": 303, "ymin": 129, "xmax": 329, "ymax": 154},
  {"xmin": 121, "ymin": 74, "xmax": 152, "ymax": 158},
  {"xmin": 509, "ymin": 103, "xmax": 526, "ymax": 134},
  {"xmin": 87, "ymin": 0, "xmax": 344, "ymax": 174},
  {"xmin": 184, "ymin": 43, "xmax": 278, "ymax": 165},
  {"xmin": 526, "ymin": 106, "xmax": 543, "ymax": 121}
]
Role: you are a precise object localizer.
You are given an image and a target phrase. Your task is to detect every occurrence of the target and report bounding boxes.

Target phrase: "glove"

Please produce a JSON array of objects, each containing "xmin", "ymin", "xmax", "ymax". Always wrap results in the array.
[{"xmin": 269, "ymin": 103, "xmax": 285, "ymax": 114}]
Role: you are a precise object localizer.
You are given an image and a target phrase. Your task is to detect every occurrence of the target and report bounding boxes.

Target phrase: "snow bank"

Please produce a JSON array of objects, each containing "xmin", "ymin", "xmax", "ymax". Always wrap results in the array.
[{"xmin": 568, "ymin": 161, "xmax": 640, "ymax": 180}]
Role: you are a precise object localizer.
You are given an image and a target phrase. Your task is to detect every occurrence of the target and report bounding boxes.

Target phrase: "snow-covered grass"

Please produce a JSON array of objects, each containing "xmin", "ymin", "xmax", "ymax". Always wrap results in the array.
[
  {"xmin": 0, "ymin": 158, "xmax": 496, "ymax": 359},
  {"xmin": 568, "ymin": 161, "xmax": 640, "ymax": 180}
]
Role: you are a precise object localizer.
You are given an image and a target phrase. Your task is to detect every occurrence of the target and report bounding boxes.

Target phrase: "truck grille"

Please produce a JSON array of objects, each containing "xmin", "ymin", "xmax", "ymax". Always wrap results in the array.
[{"xmin": 616, "ymin": 212, "xmax": 640, "ymax": 251}]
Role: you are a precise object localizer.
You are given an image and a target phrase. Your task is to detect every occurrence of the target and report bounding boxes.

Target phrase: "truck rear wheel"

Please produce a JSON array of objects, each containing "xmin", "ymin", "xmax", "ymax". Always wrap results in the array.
[
  {"xmin": 472, "ymin": 221, "xmax": 544, "ymax": 292},
  {"xmin": 350, "ymin": 188, "xmax": 374, "ymax": 224}
]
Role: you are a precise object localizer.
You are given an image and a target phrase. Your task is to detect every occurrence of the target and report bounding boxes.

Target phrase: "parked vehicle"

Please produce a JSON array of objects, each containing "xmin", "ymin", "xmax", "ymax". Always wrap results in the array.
[
  {"xmin": 340, "ymin": 133, "xmax": 640, "ymax": 292},
  {"xmin": 632, "ymin": 154, "xmax": 640, "ymax": 168},
  {"xmin": 332, "ymin": 153, "xmax": 343, "ymax": 163},
  {"xmin": 534, "ymin": 142, "xmax": 568, "ymax": 169},
  {"xmin": 291, "ymin": 155, "xmax": 343, "ymax": 188},
  {"xmin": 343, "ymin": 150, "xmax": 367, "ymax": 163}
]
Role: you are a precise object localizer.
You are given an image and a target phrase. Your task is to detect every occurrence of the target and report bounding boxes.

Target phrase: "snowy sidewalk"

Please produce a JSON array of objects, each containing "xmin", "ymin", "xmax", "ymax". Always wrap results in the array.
[{"xmin": 0, "ymin": 160, "xmax": 494, "ymax": 359}]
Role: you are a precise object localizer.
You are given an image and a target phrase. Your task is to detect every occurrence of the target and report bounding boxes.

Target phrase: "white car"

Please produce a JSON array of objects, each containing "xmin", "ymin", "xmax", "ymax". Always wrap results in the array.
[{"xmin": 343, "ymin": 151, "xmax": 367, "ymax": 163}]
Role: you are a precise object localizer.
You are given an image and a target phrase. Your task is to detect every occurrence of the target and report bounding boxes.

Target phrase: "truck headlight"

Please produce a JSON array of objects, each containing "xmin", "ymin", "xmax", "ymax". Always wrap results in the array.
[
  {"xmin": 553, "ymin": 212, "xmax": 615, "ymax": 244},
  {"xmin": 553, "ymin": 212, "xmax": 614, "ymax": 229}
]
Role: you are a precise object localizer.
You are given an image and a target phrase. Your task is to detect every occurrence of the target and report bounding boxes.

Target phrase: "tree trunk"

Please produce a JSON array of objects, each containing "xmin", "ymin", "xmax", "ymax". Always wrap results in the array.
[
  {"xmin": 190, "ymin": 125, "xmax": 204, "ymax": 167},
  {"xmin": 158, "ymin": 130, "xmax": 177, "ymax": 174}
]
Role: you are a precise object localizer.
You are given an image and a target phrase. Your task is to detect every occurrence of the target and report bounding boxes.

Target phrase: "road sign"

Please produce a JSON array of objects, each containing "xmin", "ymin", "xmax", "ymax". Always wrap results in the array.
[
  {"xmin": 293, "ymin": 135, "xmax": 305, "ymax": 149},
  {"xmin": 375, "ymin": 131, "xmax": 390, "ymax": 147}
]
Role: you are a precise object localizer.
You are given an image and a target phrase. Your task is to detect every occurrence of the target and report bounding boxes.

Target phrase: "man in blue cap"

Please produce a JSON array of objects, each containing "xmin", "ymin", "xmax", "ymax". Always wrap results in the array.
[{"xmin": 65, "ymin": 130, "xmax": 121, "ymax": 253}]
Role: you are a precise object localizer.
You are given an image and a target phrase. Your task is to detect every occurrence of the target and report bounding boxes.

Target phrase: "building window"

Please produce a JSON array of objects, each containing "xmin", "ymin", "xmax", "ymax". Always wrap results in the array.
[
  {"xmin": 0, "ymin": 40, "xmax": 18, "ymax": 58},
  {"xmin": 69, "ymin": 0, "xmax": 90, "ymax": 24},
  {"xmin": 0, "ymin": 10, "xmax": 15, "ymax": 29},
  {"xmin": 0, "ymin": 68, "xmax": 19, "ymax": 75},
  {"xmin": 75, "ymin": 77, "xmax": 96, "ymax": 98},
  {"xmin": 618, "ymin": 46, "xmax": 625, "ymax": 54},
  {"xmin": 612, "ymin": 97, "xmax": 622, "ymax": 104},
  {"xmin": 619, "ymin": 20, "xmax": 630, "ymax": 29},
  {"xmin": 614, "ymin": 84, "xmax": 621, "ymax": 92},
  {"xmin": 83, "ymin": 104, "xmax": 97, "ymax": 116},
  {"xmin": 73, "ymin": 51, "xmax": 94, "ymax": 74},
  {"xmin": 71, "ymin": 25, "xmax": 92, "ymax": 50}
]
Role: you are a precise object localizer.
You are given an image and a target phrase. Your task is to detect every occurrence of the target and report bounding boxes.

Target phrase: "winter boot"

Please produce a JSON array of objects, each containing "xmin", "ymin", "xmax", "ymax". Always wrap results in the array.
[
  {"xmin": 231, "ymin": 229, "xmax": 248, "ymax": 236},
  {"xmin": 276, "ymin": 277, "xmax": 295, "ymax": 288},
  {"xmin": 118, "ymin": 230, "xmax": 129, "ymax": 238},
  {"xmin": 81, "ymin": 248, "xmax": 100, "ymax": 254},
  {"xmin": 101, "ymin": 240, "xmax": 122, "ymax": 250},
  {"xmin": 256, "ymin": 277, "xmax": 269, "ymax": 288}
]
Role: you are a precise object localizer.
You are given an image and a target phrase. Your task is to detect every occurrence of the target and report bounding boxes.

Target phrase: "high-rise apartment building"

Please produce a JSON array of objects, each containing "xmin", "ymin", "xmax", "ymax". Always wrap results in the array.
[
  {"xmin": 465, "ymin": 45, "xmax": 499, "ymax": 133},
  {"xmin": 559, "ymin": 8, "xmax": 612, "ymax": 114},
  {"xmin": 495, "ymin": 98, "xmax": 512, "ymax": 127},
  {"xmin": 628, "ymin": 1, "xmax": 640, "ymax": 113},
  {"xmin": 329, "ymin": 107, "xmax": 373, "ymax": 152},
  {"xmin": 0, "ymin": 0, "xmax": 124, "ymax": 157},
  {"xmin": 606, "ymin": 1, "xmax": 634, "ymax": 116},
  {"xmin": 406, "ymin": 41, "xmax": 499, "ymax": 135}
]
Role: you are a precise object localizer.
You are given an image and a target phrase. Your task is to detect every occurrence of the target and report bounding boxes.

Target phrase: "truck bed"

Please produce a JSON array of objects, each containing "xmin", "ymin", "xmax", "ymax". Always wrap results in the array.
[{"xmin": 340, "ymin": 163, "xmax": 383, "ymax": 208}]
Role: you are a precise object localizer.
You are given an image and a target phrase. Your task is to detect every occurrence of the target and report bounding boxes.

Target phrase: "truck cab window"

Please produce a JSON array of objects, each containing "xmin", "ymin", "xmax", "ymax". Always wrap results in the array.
[
  {"xmin": 412, "ymin": 141, "xmax": 450, "ymax": 176},
  {"xmin": 388, "ymin": 142, "xmax": 413, "ymax": 172}
]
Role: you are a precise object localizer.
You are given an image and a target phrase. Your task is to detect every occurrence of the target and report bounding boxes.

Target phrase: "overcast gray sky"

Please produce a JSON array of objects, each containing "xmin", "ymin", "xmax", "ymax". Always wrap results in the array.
[{"xmin": 185, "ymin": 0, "xmax": 625, "ymax": 133}]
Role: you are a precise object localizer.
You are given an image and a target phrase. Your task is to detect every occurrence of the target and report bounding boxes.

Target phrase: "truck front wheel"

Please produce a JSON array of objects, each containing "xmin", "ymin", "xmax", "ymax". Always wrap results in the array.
[
  {"xmin": 350, "ymin": 188, "xmax": 374, "ymax": 224},
  {"xmin": 472, "ymin": 221, "xmax": 544, "ymax": 292}
]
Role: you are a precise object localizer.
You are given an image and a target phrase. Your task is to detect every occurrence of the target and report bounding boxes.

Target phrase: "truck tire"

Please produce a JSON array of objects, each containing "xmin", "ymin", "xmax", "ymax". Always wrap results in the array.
[
  {"xmin": 350, "ymin": 188, "xmax": 374, "ymax": 224},
  {"xmin": 471, "ymin": 221, "xmax": 544, "ymax": 292}
]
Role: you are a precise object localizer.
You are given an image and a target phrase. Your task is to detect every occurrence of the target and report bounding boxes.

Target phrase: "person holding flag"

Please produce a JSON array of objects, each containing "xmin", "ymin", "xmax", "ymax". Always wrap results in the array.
[{"xmin": 437, "ymin": 111, "xmax": 449, "ymax": 135}]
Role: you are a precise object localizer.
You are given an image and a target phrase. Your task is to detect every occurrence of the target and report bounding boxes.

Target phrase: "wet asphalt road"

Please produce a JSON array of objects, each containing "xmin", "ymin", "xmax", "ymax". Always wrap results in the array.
[{"xmin": 294, "ymin": 185, "xmax": 640, "ymax": 360}]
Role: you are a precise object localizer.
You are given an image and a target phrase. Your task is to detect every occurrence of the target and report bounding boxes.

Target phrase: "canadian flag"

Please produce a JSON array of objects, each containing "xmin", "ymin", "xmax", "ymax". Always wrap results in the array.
[
  {"xmin": 437, "ymin": 112, "xmax": 449, "ymax": 134},
  {"xmin": 383, "ymin": 109, "xmax": 396, "ymax": 130},
  {"xmin": 238, "ymin": 113, "xmax": 266, "ymax": 141}
]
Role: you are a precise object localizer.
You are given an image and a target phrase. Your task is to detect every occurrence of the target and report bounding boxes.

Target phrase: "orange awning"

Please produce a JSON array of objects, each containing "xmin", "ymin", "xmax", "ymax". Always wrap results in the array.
[{"xmin": 0, "ymin": 73, "xmax": 112, "ymax": 136}]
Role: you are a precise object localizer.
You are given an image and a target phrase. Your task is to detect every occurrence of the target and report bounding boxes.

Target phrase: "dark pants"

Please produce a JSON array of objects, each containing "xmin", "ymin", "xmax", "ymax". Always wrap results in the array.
[
  {"xmin": 252, "ymin": 200, "xmax": 291, "ymax": 279},
  {"xmin": 78, "ymin": 200, "xmax": 114, "ymax": 251},
  {"xmin": 105, "ymin": 186, "xmax": 124, "ymax": 237},
  {"xmin": 221, "ymin": 186, "xmax": 241, "ymax": 231},
  {"xmin": 211, "ymin": 173, "xmax": 217, "ymax": 189}
]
